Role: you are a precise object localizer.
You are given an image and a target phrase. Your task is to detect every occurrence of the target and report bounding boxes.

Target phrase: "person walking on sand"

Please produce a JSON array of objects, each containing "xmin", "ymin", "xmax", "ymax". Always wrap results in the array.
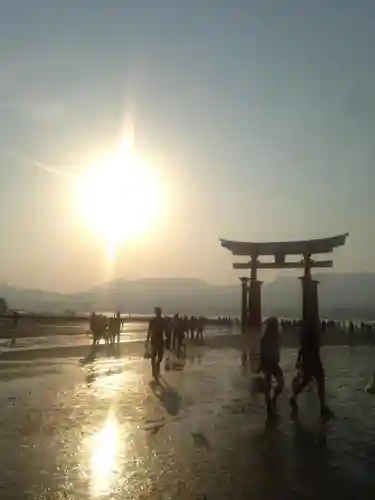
[
  {"xmin": 171, "ymin": 313, "xmax": 179, "ymax": 351},
  {"xmin": 196, "ymin": 316, "xmax": 205, "ymax": 343},
  {"xmin": 256, "ymin": 317, "xmax": 284, "ymax": 418},
  {"xmin": 289, "ymin": 316, "xmax": 334, "ymax": 420},
  {"xmin": 164, "ymin": 316, "xmax": 172, "ymax": 351},
  {"xmin": 9, "ymin": 311, "xmax": 20, "ymax": 347},
  {"xmin": 115, "ymin": 311, "xmax": 121, "ymax": 344},
  {"xmin": 145, "ymin": 307, "xmax": 166, "ymax": 381}
]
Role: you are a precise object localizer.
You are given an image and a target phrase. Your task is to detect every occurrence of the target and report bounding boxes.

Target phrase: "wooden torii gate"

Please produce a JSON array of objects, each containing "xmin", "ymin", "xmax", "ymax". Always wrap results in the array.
[{"xmin": 220, "ymin": 233, "xmax": 349, "ymax": 332}]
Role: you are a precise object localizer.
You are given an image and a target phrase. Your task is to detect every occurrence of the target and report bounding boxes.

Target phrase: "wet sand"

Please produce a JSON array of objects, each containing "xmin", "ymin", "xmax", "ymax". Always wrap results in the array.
[
  {"xmin": 1, "ymin": 341, "xmax": 375, "ymax": 498},
  {"xmin": 0, "ymin": 336, "xmax": 231, "ymax": 364},
  {"xmin": 0, "ymin": 328, "xmax": 371, "ymax": 363}
]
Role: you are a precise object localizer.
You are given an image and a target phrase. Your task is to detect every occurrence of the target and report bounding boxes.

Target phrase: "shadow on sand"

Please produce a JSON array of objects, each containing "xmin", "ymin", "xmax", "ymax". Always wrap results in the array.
[
  {"xmin": 292, "ymin": 418, "xmax": 328, "ymax": 447},
  {"xmin": 85, "ymin": 362, "xmax": 126, "ymax": 386},
  {"xmin": 164, "ymin": 350, "xmax": 187, "ymax": 372},
  {"xmin": 80, "ymin": 344, "xmax": 124, "ymax": 385},
  {"xmin": 150, "ymin": 378, "xmax": 182, "ymax": 416},
  {"xmin": 239, "ymin": 414, "xmax": 354, "ymax": 499},
  {"xmin": 80, "ymin": 343, "xmax": 122, "ymax": 366}
]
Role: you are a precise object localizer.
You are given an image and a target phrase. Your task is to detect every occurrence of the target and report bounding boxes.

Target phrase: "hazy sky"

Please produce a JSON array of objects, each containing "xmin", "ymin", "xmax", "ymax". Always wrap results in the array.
[{"xmin": 1, "ymin": 0, "xmax": 374, "ymax": 292}]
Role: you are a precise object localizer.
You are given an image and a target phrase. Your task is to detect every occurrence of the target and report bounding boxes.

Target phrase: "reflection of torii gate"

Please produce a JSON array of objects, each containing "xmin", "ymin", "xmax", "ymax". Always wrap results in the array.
[{"xmin": 220, "ymin": 233, "xmax": 349, "ymax": 331}]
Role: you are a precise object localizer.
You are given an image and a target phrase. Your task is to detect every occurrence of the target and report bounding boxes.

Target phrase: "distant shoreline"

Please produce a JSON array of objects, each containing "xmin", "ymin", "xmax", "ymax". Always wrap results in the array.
[{"xmin": 0, "ymin": 313, "xmax": 231, "ymax": 325}]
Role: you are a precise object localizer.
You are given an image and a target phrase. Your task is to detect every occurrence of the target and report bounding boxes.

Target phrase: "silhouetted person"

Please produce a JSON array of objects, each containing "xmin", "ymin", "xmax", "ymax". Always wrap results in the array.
[
  {"xmin": 173, "ymin": 315, "xmax": 186, "ymax": 356},
  {"xmin": 115, "ymin": 311, "xmax": 121, "ymax": 343},
  {"xmin": 290, "ymin": 316, "xmax": 333, "ymax": 420},
  {"xmin": 89, "ymin": 312, "xmax": 107, "ymax": 347},
  {"xmin": 145, "ymin": 307, "xmax": 166, "ymax": 380},
  {"xmin": 178, "ymin": 316, "xmax": 186, "ymax": 356},
  {"xmin": 164, "ymin": 317, "xmax": 172, "ymax": 351},
  {"xmin": 189, "ymin": 316, "xmax": 196, "ymax": 341},
  {"xmin": 196, "ymin": 316, "xmax": 205, "ymax": 342},
  {"xmin": 13, "ymin": 311, "xmax": 19, "ymax": 326},
  {"xmin": 256, "ymin": 317, "xmax": 284, "ymax": 418},
  {"xmin": 172, "ymin": 314, "xmax": 180, "ymax": 351},
  {"xmin": 107, "ymin": 316, "xmax": 119, "ymax": 345},
  {"xmin": 10, "ymin": 311, "xmax": 20, "ymax": 347}
]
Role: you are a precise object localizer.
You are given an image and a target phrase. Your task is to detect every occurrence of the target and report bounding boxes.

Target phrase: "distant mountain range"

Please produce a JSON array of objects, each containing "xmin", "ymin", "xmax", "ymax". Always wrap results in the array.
[{"xmin": 1, "ymin": 273, "xmax": 375, "ymax": 319}]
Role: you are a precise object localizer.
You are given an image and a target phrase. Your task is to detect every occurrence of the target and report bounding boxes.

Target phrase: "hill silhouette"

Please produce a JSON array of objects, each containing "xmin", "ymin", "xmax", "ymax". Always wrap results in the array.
[{"xmin": 0, "ymin": 273, "xmax": 375, "ymax": 319}]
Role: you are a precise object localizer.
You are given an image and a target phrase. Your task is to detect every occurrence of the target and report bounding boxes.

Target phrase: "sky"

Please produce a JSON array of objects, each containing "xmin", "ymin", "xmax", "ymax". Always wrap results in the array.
[{"xmin": 0, "ymin": 0, "xmax": 374, "ymax": 292}]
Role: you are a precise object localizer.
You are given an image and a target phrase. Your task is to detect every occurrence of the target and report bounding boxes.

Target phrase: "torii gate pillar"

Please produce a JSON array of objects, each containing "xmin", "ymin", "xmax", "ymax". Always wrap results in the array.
[
  {"xmin": 300, "ymin": 254, "xmax": 320, "ymax": 322},
  {"xmin": 239, "ymin": 277, "xmax": 249, "ymax": 333},
  {"xmin": 247, "ymin": 257, "xmax": 263, "ymax": 329}
]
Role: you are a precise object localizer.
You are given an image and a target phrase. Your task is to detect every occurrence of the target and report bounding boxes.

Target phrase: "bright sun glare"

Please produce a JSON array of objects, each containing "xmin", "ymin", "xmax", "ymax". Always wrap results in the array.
[{"xmin": 76, "ymin": 144, "xmax": 164, "ymax": 252}]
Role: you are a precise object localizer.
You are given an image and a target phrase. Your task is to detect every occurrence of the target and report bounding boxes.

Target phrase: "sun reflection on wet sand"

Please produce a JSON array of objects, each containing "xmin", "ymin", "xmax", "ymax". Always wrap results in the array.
[
  {"xmin": 78, "ymin": 358, "xmax": 152, "ymax": 497},
  {"xmin": 90, "ymin": 414, "xmax": 119, "ymax": 497},
  {"xmin": 88, "ymin": 359, "xmax": 141, "ymax": 397}
]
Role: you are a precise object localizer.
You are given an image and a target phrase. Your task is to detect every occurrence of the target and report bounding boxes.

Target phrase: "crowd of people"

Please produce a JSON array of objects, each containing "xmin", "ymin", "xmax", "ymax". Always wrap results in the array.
[
  {"xmin": 145, "ymin": 309, "xmax": 206, "ymax": 379},
  {"xmin": 280, "ymin": 318, "xmax": 375, "ymax": 335},
  {"xmin": 89, "ymin": 311, "xmax": 121, "ymax": 346},
  {"xmin": 87, "ymin": 309, "xmax": 207, "ymax": 379},
  {"xmin": 143, "ymin": 307, "xmax": 335, "ymax": 421},
  {"xmin": 86, "ymin": 308, "xmax": 374, "ymax": 423}
]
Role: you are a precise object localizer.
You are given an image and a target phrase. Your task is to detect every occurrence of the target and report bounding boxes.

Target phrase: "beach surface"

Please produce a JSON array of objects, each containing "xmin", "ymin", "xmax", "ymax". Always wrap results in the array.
[{"xmin": 1, "ymin": 324, "xmax": 375, "ymax": 499}]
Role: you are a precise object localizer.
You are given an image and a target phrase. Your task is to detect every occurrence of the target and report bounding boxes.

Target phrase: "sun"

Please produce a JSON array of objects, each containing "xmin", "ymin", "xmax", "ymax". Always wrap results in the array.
[{"xmin": 75, "ymin": 147, "xmax": 163, "ymax": 252}]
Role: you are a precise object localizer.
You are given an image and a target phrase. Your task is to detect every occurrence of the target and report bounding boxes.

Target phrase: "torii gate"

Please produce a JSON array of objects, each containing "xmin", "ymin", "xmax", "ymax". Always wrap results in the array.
[{"xmin": 220, "ymin": 233, "xmax": 349, "ymax": 331}]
